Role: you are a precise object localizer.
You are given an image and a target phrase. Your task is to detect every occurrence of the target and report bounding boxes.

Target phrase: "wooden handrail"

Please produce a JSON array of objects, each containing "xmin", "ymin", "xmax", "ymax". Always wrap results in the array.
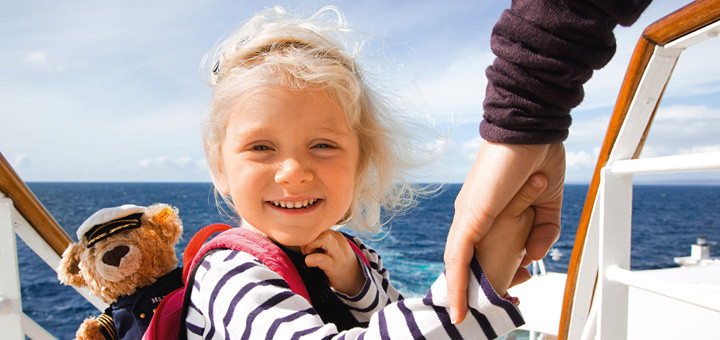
[
  {"xmin": 557, "ymin": 0, "xmax": 720, "ymax": 338},
  {"xmin": 0, "ymin": 152, "xmax": 71, "ymax": 256},
  {"xmin": 644, "ymin": 0, "xmax": 720, "ymax": 45}
]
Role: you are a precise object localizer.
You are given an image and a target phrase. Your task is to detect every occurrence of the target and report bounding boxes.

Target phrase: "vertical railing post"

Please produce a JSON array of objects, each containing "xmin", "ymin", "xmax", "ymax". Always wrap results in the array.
[
  {"xmin": 596, "ymin": 167, "xmax": 633, "ymax": 339},
  {"xmin": 0, "ymin": 196, "xmax": 24, "ymax": 339}
]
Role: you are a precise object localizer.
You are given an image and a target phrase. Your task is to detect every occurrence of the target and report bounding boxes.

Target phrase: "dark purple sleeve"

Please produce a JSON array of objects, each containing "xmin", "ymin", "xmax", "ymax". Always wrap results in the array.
[{"xmin": 480, "ymin": 0, "xmax": 652, "ymax": 144}]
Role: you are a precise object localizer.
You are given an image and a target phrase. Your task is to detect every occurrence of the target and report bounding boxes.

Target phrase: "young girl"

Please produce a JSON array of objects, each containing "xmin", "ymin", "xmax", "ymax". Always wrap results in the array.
[{"xmin": 187, "ymin": 7, "xmax": 542, "ymax": 339}]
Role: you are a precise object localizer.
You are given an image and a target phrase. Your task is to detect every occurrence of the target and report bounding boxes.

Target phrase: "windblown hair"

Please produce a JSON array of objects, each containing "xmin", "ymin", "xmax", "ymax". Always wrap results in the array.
[{"xmin": 201, "ymin": 6, "xmax": 434, "ymax": 234}]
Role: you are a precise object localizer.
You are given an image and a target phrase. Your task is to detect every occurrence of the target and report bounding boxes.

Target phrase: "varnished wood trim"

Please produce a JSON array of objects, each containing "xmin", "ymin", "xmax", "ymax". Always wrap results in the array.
[
  {"xmin": 557, "ymin": 37, "xmax": 656, "ymax": 340},
  {"xmin": 0, "ymin": 152, "xmax": 71, "ymax": 256},
  {"xmin": 644, "ymin": 0, "xmax": 720, "ymax": 45}
]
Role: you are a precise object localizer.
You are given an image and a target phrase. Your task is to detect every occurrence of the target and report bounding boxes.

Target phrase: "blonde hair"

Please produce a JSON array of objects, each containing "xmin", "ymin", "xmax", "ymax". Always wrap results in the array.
[{"xmin": 202, "ymin": 6, "xmax": 435, "ymax": 234}]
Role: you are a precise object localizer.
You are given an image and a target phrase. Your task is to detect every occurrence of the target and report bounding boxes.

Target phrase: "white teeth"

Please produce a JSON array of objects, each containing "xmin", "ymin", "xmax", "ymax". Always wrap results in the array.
[{"xmin": 271, "ymin": 199, "xmax": 318, "ymax": 209}]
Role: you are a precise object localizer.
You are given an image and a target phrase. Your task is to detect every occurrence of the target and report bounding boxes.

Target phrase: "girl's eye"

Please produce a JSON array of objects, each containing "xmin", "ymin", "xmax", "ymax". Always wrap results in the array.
[
  {"xmin": 312, "ymin": 143, "xmax": 336, "ymax": 149},
  {"xmin": 252, "ymin": 145, "xmax": 271, "ymax": 151}
]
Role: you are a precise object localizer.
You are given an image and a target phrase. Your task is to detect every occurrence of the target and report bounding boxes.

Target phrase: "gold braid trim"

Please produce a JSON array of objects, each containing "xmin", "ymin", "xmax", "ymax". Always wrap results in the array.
[{"xmin": 96, "ymin": 313, "xmax": 117, "ymax": 340}]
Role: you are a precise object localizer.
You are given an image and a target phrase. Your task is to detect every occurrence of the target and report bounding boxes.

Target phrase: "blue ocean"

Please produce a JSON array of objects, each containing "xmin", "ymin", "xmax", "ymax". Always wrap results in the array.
[{"xmin": 18, "ymin": 183, "xmax": 720, "ymax": 339}]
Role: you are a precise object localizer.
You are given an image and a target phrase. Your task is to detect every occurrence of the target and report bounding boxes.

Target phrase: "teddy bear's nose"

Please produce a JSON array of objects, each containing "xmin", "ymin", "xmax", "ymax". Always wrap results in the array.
[{"xmin": 102, "ymin": 246, "xmax": 130, "ymax": 267}]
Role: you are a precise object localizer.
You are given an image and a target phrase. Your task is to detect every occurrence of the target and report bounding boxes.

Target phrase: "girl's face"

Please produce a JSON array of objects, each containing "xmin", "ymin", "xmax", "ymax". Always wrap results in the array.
[{"xmin": 215, "ymin": 85, "xmax": 360, "ymax": 249}]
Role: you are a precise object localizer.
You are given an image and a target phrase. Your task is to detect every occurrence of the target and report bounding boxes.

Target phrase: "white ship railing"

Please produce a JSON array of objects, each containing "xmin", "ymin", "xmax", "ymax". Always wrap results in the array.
[
  {"xmin": 558, "ymin": 1, "xmax": 720, "ymax": 339},
  {"xmin": 0, "ymin": 154, "xmax": 106, "ymax": 340},
  {"xmin": 595, "ymin": 153, "xmax": 720, "ymax": 339}
]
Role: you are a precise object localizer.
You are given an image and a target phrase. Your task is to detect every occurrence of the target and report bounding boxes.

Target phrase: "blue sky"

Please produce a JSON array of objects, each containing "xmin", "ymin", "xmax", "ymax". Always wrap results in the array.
[{"xmin": 2, "ymin": 0, "xmax": 718, "ymax": 183}]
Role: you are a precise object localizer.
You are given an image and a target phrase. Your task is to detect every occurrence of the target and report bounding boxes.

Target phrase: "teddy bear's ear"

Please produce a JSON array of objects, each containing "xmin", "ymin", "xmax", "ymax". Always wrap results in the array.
[
  {"xmin": 57, "ymin": 243, "xmax": 87, "ymax": 287},
  {"xmin": 145, "ymin": 203, "xmax": 183, "ymax": 245}
]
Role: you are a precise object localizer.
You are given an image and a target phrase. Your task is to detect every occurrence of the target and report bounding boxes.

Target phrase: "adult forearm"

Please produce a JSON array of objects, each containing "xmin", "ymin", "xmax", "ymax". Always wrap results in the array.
[{"xmin": 480, "ymin": 0, "xmax": 652, "ymax": 144}]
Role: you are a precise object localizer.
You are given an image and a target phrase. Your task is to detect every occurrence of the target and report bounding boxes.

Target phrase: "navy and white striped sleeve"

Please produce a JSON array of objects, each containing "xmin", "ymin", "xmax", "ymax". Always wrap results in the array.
[
  {"xmin": 186, "ymin": 248, "xmax": 523, "ymax": 339},
  {"xmin": 331, "ymin": 237, "xmax": 402, "ymax": 324}
]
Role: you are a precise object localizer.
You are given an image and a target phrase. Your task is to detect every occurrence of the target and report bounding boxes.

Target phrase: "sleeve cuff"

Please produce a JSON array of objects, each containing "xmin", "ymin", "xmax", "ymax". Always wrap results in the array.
[
  {"xmin": 469, "ymin": 257, "xmax": 525, "ymax": 329},
  {"xmin": 333, "ymin": 256, "xmax": 379, "ymax": 311}
]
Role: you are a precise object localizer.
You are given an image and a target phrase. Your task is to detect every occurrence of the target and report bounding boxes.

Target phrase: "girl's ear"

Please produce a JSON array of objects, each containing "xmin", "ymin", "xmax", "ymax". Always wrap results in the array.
[
  {"xmin": 207, "ymin": 142, "xmax": 230, "ymax": 195},
  {"xmin": 213, "ymin": 158, "xmax": 230, "ymax": 195}
]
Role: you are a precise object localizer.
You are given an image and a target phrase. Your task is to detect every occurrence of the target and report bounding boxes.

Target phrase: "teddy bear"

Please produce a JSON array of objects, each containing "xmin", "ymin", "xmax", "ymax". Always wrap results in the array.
[{"xmin": 57, "ymin": 203, "xmax": 184, "ymax": 340}]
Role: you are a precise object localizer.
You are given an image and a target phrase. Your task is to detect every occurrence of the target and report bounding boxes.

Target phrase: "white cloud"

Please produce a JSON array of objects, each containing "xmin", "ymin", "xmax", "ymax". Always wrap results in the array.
[
  {"xmin": 641, "ymin": 104, "xmax": 720, "ymax": 155},
  {"xmin": 421, "ymin": 137, "xmax": 449, "ymax": 155},
  {"xmin": 415, "ymin": 52, "xmax": 494, "ymax": 123},
  {"xmin": 22, "ymin": 51, "xmax": 66, "ymax": 72},
  {"xmin": 566, "ymin": 150, "xmax": 594, "ymax": 168},
  {"xmin": 638, "ymin": 145, "xmax": 671, "ymax": 158},
  {"xmin": 643, "ymin": 143, "xmax": 720, "ymax": 159},
  {"xmin": 12, "ymin": 154, "xmax": 30, "ymax": 169},
  {"xmin": 566, "ymin": 114, "xmax": 611, "ymax": 145},
  {"xmin": 136, "ymin": 156, "xmax": 206, "ymax": 172},
  {"xmin": 654, "ymin": 105, "xmax": 720, "ymax": 121},
  {"xmin": 678, "ymin": 145, "xmax": 720, "ymax": 154},
  {"xmin": 460, "ymin": 136, "xmax": 484, "ymax": 162}
]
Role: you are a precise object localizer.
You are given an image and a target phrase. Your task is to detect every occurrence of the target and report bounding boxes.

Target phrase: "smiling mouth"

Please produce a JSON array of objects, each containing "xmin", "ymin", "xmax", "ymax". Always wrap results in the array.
[{"xmin": 269, "ymin": 199, "xmax": 319, "ymax": 209}]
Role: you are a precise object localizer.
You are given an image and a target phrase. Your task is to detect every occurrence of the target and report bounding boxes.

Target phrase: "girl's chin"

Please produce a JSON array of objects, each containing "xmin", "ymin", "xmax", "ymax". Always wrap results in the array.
[
  {"xmin": 268, "ymin": 233, "xmax": 318, "ymax": 251},
  {"xmin": 242, "ymin": 222, "xmax": 318, "ymax": 248}
]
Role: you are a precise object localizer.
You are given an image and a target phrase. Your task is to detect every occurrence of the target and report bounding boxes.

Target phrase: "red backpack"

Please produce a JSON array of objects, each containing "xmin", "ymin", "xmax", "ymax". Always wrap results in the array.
[{"xmin": 143, "ymin": 224, "xmax": 369, "ymax": 340}]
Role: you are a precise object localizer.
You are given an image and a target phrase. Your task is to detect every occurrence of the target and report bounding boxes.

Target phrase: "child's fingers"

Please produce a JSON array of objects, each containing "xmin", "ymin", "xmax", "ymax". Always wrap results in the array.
[
  {"xmin": 518, "ymin": 205, "xmax": 536, "ymax": 229},
  {"xmin": 302, "ymin": 230, "xmax": 341, "ymax": 256},
  {"xmin": 305, "ymin": 252, "xmax": 333, "ymax": 270},
  {"xmin": 519, "ymin": 251, "xmax": 533, "ymax": 268},
  {"xmin": 502, "ymin": 174, "xmax": 547, "ymax": 218},
  {"xmin": 509, "ymin": 267, "xmax": 532, "ymax": 288}
]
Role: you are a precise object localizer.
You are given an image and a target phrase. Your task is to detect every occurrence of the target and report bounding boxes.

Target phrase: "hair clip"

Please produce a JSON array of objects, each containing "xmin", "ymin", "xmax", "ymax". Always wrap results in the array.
[{"xmin": 210, "ymin": 60, "xmax": 221, "ymax": 85}]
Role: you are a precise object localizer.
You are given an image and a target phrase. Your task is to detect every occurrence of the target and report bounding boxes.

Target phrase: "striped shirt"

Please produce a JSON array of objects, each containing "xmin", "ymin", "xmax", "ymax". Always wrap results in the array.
[{"xmin": 185, "ymin": 236, "xmax": 523, "ymax": 339}]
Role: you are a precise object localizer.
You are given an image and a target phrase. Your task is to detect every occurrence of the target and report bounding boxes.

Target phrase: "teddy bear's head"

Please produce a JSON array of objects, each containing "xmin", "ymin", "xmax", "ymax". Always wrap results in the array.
[{"xmin": 57, "ymin": 203, "xmax": 183, "ymax": 303}]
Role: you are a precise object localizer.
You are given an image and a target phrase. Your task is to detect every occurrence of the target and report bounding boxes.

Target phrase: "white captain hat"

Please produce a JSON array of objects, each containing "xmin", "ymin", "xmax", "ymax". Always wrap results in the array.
[{"xmin": 76, "ymin": 204, "xmax": 146, "ymax": 247}]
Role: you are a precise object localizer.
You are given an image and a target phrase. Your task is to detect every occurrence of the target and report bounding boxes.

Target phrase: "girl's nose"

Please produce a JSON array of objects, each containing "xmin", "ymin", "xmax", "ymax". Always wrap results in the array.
[{"xmin": 275, "ymin": 157, "xmax": 313, "ymax": 184}]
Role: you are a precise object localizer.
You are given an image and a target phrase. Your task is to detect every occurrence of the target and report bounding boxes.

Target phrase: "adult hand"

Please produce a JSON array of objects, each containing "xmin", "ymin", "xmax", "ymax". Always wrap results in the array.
[
  {"xmin": 444, "ymin": 141, "xmax": 565, "ymax": 323},
  {"xmin": 474, "ymin": 173, "xmax": 545, "ymax": 297}
]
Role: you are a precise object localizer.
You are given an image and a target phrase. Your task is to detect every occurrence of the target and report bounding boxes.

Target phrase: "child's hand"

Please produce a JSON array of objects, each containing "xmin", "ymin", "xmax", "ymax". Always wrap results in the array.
[
  {"xmin": 474, "ymin": 174, "xmax": 547, "ymax": 296},
  {"xmin": 302, "ymin": 230, "xmax": 365, "ymax": 296}
]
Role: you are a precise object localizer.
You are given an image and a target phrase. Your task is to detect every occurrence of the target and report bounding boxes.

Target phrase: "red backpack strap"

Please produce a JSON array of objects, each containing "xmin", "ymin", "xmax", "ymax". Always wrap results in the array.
[
  {"xmin": 144, "ymin": 224, "xmax": 233, "ymax": 340},
  {"xmin": 182, "ymin": 224, "xmax": 232, "ymax": 283},
  {"xmin": 190, "ymin": 227, "xmax": 311, "ymax": 303}
]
